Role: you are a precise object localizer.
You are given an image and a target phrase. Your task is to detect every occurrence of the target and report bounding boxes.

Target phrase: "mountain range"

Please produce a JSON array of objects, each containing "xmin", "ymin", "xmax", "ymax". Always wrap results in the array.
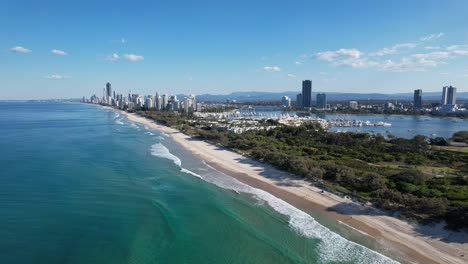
[{"xmin": 193, "ymin": 91, "xmax": 468, "ymax": 102}]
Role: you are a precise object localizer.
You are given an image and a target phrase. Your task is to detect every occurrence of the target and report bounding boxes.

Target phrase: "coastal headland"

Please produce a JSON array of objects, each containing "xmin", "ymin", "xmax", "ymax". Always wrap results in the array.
[{"xmin": 103, "ymin": 105, "xmax": 467, "ymax": 264}]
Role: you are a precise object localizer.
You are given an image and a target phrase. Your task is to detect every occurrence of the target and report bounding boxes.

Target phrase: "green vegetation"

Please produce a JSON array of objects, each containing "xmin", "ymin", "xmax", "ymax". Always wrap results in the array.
[
  {"xmin": 451, "ymin": 131, "xmax": 468, "ymax": 144},
  {"xmin": 137, "ymin": 109, "xmax": 468, "ymax": 230}
]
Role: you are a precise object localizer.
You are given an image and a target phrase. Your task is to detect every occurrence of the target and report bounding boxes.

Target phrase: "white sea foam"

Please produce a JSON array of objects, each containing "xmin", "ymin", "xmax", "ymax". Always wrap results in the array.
[
  {"xmin": 145, "ymin": 132, "xmax": 155, "ymax": 136},
  {"xmin": 199, "ymin": 162, "xmax": 397, "ymax": 263},
  {"xmin": 115, "ymin": 119, "xmax": 124, "ymax": 125},
  {"xmin": 161, "ymin": 132, "xmax": 170, "ymax": 138},
  {"xmin": 156, "ymin": 136, "xmax": 165, "ymax": 140},
  {"xmin": 150, "ymin": 143, "xmax": 182, "ymax": 166},
  {"xmin": 181, "ymin": 168, "xmax": 203, "ymax": 179},
  {"xmin": 153, "ymin": 148, "xmax": 397, "ymax": 263},
  {"xmin": 150, "ymin": 143, "xmax": 204, "ymax": 179}
]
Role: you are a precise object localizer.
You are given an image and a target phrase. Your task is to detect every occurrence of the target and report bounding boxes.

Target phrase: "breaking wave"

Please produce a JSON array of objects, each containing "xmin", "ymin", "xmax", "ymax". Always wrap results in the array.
[
  {"xmin": 150, "ymin": 148, "xmax": 397, "ymax": 263},
  {"xmin": 150, "ymin": 143, "xmax": 202, "ymax": 180}
]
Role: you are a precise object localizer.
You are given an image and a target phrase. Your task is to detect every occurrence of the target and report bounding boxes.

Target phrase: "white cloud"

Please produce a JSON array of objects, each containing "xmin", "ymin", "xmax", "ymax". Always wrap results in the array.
[
  {"xmin": 294, "ymin": 61, "xmax": 302, "ymax": 65},
  {"xmin": 286, "ymin": 73, "xmax": 295, "ymax": 79},
  {"xmin": 316, "ymin": 48, "xmax": 362, "ymax": 61},
  {"xmin": 10, "ymin": 46, "xmax": 31, "ymax": 53},
  {"xmin": 446, "ymin": 45, "xmax": 468, "ymax": 55},
  {"xmin": 262, "ymin": 66, "xmax": 281, "ymax": 72},
  {"xmin": 106, "ymin": 53, "xmax": 120, "ymax": 61},
  {"xmin": 378, "ymin": 51, "xmax": 450, "ymax": 72},
  {"xmin": 124, "ymin": 54, "xmax": 144, "ymax": 62},
  {"xmin": 45, "ymin": 75, "xmax": 69, "ymax": 79},
  {"xmin": 121, "ymin": 38, "xmax": 126, "ymax": 43},
  {"xmin": 316, "ymin": 48, "xmax": 376, "ymax": 68},
  {"xmin": 370, "ymin": 43, "xmax": 417, "ymax": 56},
  {"xmin": 51, "ymin": 49, "xmax": 67, "ymax": 56},
  {"xmin": 420, "ymin": 32, "xmax": 444, "ymax": 41},
  {"xmin": 425, "ymin": 46, "xmax": 440, "ymax": 50}
]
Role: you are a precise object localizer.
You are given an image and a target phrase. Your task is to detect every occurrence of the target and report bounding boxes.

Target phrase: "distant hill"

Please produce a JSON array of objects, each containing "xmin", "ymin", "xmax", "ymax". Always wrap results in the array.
[{"xmin": 194, "ymin": 91, "xmax": 468, "ymax": 102}]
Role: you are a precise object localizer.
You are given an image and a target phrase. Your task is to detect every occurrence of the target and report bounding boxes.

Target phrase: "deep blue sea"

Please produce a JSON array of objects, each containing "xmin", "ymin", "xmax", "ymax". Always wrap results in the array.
[{"xmin": 0, "ymin": 102, "xmax": 400, "ymax": 264}]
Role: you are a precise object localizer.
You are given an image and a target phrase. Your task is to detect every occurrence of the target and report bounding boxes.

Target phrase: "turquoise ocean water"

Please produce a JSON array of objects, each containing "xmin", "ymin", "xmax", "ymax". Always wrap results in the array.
[{"xmin": 0, "ymin": 102, "xmax": 400, "ymax": 264}]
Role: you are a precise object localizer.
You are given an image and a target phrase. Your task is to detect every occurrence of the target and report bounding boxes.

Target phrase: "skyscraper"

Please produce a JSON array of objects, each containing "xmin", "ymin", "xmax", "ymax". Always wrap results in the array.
[
  {"xmin": 302, "ymin": 80, "xmax": 312, "ymax": 109},
  {"xmin": 296, "ymin": 93, "xmax": 303, "ymax": 109},
  {"xmin": 316, "ymin": 93, "xmax": 327, "ymax": 109},
  {"xmin": 106, "ymin": 82, "xmax": 112, "ymax": 98},
  {"xmin": 442, "ymin": 86, "xmax": 457, "ymax": 105},
  {"xmin": 413, "ymin": 89, "xmax": 422, "ymax": 109}
]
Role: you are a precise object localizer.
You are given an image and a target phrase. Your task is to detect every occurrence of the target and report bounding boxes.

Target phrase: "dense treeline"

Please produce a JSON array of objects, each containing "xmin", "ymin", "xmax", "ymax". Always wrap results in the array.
[{"xmin": 137, "ymin": 110, "xmax": 467, "ymax": 230}]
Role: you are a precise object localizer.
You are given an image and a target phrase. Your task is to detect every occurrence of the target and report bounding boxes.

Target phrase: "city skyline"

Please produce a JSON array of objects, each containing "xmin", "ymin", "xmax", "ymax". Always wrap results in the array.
[{"xmin": 2, "ymin": 0, "xmax": 468, "ymax": 99}]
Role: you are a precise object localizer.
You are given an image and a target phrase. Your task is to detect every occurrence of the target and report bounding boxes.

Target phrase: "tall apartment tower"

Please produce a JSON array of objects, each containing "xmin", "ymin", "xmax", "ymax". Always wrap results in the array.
[
  {"xmin": 106, "ymin": 82, "xmax": 112, "ymax": 98},
  {"xmin": 442, "ymin": 86, "xmax": 456, "ymax": 105},
  {"xmin": 316, "ymin": 93, "xmax": 327, "ymax": 109},
  {"xmin": 302, "ymin": 80, "xmax": 312, "ymax": 109},
  {"xmin": 413, "ymin": 89, "xmax": 422, "ymax": 108},
  {"xmin": 296, "ymin": 93, "xmax": 303, "ymax": 109}
]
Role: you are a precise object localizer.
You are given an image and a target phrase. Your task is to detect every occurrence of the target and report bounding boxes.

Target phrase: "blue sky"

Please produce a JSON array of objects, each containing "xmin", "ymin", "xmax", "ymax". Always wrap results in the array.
[{"xmin": 1, "ymin": 0, "xmax": 468, "ymax": 99}]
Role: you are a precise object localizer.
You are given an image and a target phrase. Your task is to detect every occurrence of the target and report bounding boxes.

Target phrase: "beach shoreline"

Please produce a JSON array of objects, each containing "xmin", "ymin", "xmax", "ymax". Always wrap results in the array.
[{"xmin": 104, "ymin": 106, "xmax": 467, "ymax": 264}]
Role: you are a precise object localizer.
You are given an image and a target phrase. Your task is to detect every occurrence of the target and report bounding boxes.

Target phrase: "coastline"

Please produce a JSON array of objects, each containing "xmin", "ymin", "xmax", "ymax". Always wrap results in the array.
[{"xmin": 105, "ymin": 106, "xmax": 467, "ymax": 264}]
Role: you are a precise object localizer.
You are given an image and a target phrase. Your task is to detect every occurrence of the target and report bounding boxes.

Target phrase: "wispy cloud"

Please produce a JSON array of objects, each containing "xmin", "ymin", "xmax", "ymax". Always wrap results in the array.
[
  {"xmin": 51, "ymin": 49, "xmax": 67, "ymax": 56},
  {"xmin": 10, "ymin": 46, "xmax": 31, "ymax": 53},
  {"xmin": 105, "ymin": 53, "xmax": 120, "ymax": 61},
  {"xmin": 379, "ymin": 51, "xmax": 451, "ymax": 72},
  {"xmin": 317, "ymin": 48, "xmax": 362, "ymax": 61},
  {"xmin": 121, "ymin": 37, "xmax": 126, "ymax": 44},
  {"xmin": 45, "ymin": 75, "xmax": 69, "ymax": 79},
  {"xmin": 286, "ymin": 73, "xmax": 295, "ymax": 79},
  {"xmin": 294, "ymin": 61, "xmax": 302, "ymax": 65},
  {"xmin": 425, "ymin": 46, "xmax": 440, "ymax": 50},
  {"xmin": 316, "ymin": 48, "xmax": 376, "ymax": 68},
  {"xmin": 262, "ymin": 66, "xmax": 281, "ymax": 72},
  {"xmin": 446, "ymin": 45, "xmax": 468, "ymax": 55},
  {"xmin": 370, "ymin": 43, "xmax": 417, "ymax": 56},
  {"xmin": 420, "ymin": 32, "xmax": 444, "ymax": 41},
  {"xmin": 123, "ymin": 54, "xmax": 144, "ymax": 62}
]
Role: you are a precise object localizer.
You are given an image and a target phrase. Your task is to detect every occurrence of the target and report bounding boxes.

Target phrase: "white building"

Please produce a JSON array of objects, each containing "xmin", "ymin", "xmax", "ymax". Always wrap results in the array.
[{"xmin": 281, "ymin": 96, "xmax": 291, "ymax": 109}]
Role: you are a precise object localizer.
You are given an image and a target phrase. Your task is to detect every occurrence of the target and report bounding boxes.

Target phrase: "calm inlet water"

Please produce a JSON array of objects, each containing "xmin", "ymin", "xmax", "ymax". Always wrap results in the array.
[
  {"xmin": 0, "ymin": 102, "xmax": 399, "ymax": 264},
  {"xmin": 240, "ymin": 107, "xmax": 468, "ymax": 139}
]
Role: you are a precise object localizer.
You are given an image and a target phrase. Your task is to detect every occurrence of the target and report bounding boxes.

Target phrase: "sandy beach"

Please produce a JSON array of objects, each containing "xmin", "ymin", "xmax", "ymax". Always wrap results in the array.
[{"xmin": 109, "ymin": 107, "xmax": 467, "ymax": 264}]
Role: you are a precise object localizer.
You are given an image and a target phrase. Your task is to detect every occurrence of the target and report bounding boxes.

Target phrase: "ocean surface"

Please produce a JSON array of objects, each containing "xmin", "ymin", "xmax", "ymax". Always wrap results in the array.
[
  {"xmin": 0, "ymin": 102, "xmax": 401, "ymax": 264},
  {"xmin": 240, "ymin": 107, "xmax": 468, "ymax": 139}
]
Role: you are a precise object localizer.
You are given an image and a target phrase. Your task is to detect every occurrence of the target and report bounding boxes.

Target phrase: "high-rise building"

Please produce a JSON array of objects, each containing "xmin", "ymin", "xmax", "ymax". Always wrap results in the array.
[
  {"xmin": 145, "ymin": 95, "xmax": 154, "ymax": 109},
  {"xmin": 281, "ymin": 96, "xmax": 291, "ymax": 109},
  {"xmin": 296, "ymin": 93, "xmax": 303, "ymax": 109},
  {"xmin": 302, "ymin": 80, "xmax": 312, "ymax": 109},
  {"xmin": 442, "ymin": 86, "xmax": 457, "ymax": 105},
  {"xmin": 106, "ymin": 82, "xmax": 112, "ymax": 98},
  {"xmin": 413, "ymin": 89, "xmax": 422, "ymax": 109},
  {"xmin": 316, "ymin": 93, "xmax": 327, "ymax": 109},
  {"xmin": 155, "ymin": 92, "xmax": 162, "ymax": 110},
  {"xmin": 162, "ymin": 94, "xmax": 169, "ymax": 110}
]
